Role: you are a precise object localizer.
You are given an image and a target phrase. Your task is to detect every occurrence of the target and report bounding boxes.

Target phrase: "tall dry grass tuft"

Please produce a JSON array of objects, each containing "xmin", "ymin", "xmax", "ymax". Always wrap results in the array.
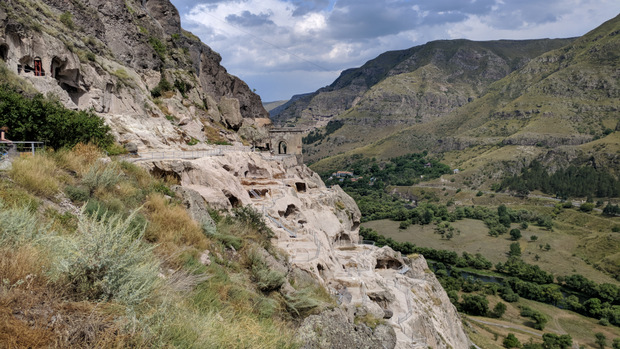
[
  {"xmin": 144, "ymin": 193, "xmax": 207, "ymax": 252},
  {"xmin": 53, "ymin": 143, "xmax": 104, "ymax": 175},
  {"xmin": 0, "ymin": 245, "xmax": 46, "ymax": 286},
  {"xmin": 10, "ymin": 153, "xmax": 61, "ymax": 197},
  {"xmin": 0, "ymin": 180, "xmax": 39, "ymax": 209},
  {"xmin": 83, "ymin": 160, "xmax": 122, "ymax": 193}
]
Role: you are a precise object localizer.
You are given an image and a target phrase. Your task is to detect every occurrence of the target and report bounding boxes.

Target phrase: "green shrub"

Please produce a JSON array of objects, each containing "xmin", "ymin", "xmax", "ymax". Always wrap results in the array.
[
  {"xmin": 0, "ymin": 85, "xmax": 113, "ymax": 149},
  {"xmin": 0, "ymin": 203, "xmax": 44, "ymax": 246},
  {"xmin": 233, "ymin": 206, "xmax": 273, "ymax": 239},
  {"xmin": 65, "ymin": 185, "xmax": 90, "ymax": 203},
  {"xmin": 149, "ymin": 37, "xmax": 167, "ymax": 61},
  {"xmin": 151, "ymin": 74, "xmax": 172, "ymax": 98},
  {"xmin": 503, "ymin": 333, "xmax": 521, "ymax": 348},
  {"xmin": 580, "ymin": 202, "xmax": 595, "ymax": 212},
  {"xmin": 153, "ymin": 182, "xmax": 175, "ymax": 197},
  {"xmin": 247, "ymin": 249, "xmax": 285, "ymax": 292},
  {"xmin": 59, "ymin": 11, "xmax": 75, "ymax": 30},
  {"xmin": 82, "ymin": 161, "xmax": 122, "ymax": 193},
  {"xmin": 54, "ymin": 210, "xmax": 160, "ymax": 305}
]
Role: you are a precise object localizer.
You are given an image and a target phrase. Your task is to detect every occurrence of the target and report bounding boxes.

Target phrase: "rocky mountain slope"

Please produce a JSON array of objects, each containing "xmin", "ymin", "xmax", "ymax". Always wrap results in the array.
[
  {"xmin": 0, "ymin": 0, "xmax": 474, "ymax": 347},
  {"xmin": 308, "ymin": 15, "xmax": 619, "ymax": 179},
  {"xmin": 0, "ymin": 0, "xmax": 271, "ymax": 151},
  {"xmin": 270, "ymin": 38, "xmax": 573, "ymax": 162},
  {"xmin": 141, "ymin": 151, "xmax": 471, "ymax": 348}
]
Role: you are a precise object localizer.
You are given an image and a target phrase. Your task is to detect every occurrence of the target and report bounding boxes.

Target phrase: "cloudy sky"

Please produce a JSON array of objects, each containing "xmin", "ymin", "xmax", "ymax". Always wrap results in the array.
[{"xmin": 170, "ymin": 0, "xmax": 620, "ymax": 102}]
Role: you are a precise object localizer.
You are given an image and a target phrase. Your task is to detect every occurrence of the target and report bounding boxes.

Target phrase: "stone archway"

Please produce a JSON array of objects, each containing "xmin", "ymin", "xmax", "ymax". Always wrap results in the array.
[
  {"xmin": 278, "ymin": 141, "xmax": 287, "ymax": 154},
  {"xmin": 33, "ymin": 57, "xmax": 44, "ymax": 76}
]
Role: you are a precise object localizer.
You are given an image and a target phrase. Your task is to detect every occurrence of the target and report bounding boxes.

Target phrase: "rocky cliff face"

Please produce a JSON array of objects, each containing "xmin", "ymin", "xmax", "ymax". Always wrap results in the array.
[
  {"xmin": 272, "ymin": 39, "xmax": 573, "ymax": 129},
  {"xmin": 0, "ymin": 0, "xmax": 270, "ymax": 150},
  {"xmin": 141, "ymin": 152, "xmax": 471, "ymax": 349},
  {"xmin": 270, "ymin": 38, "xmax": 574, "ymax": 163},
  {"xmin": 318, "ymin": 14, "xmax": 620, "ymax": 168}
]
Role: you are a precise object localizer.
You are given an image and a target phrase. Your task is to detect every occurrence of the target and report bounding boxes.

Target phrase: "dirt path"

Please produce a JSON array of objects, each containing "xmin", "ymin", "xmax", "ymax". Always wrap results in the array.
[{"xmin": 467, "ymin": 317, "xmax": 543, "ymax": 337}]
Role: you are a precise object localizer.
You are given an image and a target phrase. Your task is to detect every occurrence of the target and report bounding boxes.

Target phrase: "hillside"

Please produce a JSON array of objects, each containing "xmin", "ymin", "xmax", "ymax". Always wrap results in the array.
[
  {"xmin": 310, "ymin": 14, "xmax": 620, "ymax": 179},
  {"xmin": 263, "ymin": 99, "xmax": 289, "ymax": 113},
  {"xmin": 0, "ymin": 0, "xmax": 474, "ymax": 348},
  {"xmin": 271, "ymin": 38, "xmax": 573, "ymax": 161}
]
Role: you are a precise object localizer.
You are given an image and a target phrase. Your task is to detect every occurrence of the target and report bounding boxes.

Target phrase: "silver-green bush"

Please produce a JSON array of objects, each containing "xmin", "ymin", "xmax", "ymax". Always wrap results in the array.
[
  {"xmin": 82, "ymin": 161, "xmax": 122, "ymax": 192},
  {"xmin": 0, "ymin": 203, "xmax": 44, "ymax": 246},
  {"xmin": 54, "ymin": 210, "xmax": 160, "ymax": 306}
]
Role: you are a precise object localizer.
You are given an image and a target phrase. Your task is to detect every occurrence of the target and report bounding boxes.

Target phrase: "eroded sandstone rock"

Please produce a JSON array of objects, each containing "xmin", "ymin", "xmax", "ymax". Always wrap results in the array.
[{"xmin": 139, "ymin": 151, "xmax": 471, "ymax": 349}]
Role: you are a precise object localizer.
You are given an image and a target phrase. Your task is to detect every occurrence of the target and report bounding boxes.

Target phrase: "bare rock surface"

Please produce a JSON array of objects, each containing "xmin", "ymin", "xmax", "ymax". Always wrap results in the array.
[
  {"xmin": 140, "ymin": 151, "xmax": 471, "ymax": 349},
  {"xmin": 0, "ymin": 0, "xmax": 270, "ymax": 151}
]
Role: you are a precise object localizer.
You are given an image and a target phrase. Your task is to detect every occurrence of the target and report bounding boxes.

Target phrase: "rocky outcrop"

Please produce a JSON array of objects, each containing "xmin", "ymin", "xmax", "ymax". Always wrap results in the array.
[
  {"xmin": 271, "ymin": 39, "xmax": 574, "ymax": 129},
  {"xmin": 0, "ymin": 0, "xmax": 269, "ymax": 150},
  {"xmin": 298, "ymin": 308, "xmax": 397, "ymax": 349},
  {"xmin": 140, "ymin": 151, "xmax": 471, "ymax": 349}
]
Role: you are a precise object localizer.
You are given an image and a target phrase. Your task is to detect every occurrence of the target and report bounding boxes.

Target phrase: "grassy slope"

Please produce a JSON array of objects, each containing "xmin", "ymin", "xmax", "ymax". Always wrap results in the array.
[
  {"xmin": 0, "ymin": 69, "xmax": 328, "ymax": 348},
  {"xmin": 0, "ymin": 146, "xmax": 324, "ymax": 348},
  {"xmin": 464, "ymin": 295, "xmax": 620, "ymax": 348}
]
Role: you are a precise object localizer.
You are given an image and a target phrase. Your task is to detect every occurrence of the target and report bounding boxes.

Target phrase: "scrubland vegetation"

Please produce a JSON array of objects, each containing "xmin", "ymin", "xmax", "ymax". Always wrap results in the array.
[
  {"xmin": 321, "ymin": 149, "xmax": 620, "ymax": 347},
  {"xmin": 0, "ymin": 145, "xmax": 330, "ymax": 348}
]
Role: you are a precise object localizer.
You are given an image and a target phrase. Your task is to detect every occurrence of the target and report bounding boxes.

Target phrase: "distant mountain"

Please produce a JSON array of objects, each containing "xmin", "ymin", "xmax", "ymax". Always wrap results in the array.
[
  {"xmin": 272, "ymin": 38, "xmax": 575, "ymax": 161},
  {"xmin": 310, "ymin": 14, "xmax": 620, "ymax": 180},
  {"xmin": 263, "ymin": 99, "xmax": 289, "ymax": 113}
]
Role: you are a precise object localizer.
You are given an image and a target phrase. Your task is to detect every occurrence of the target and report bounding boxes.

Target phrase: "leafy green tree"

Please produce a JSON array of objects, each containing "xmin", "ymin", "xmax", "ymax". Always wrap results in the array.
[
  {"xmin": 542, "ymin": 333, "xmax": 572, "ymax": 348},
  {"xmin": 510, "ymin": 229, "xmax": 522, "ymax": 240},
  {"xmin": 504, "ymin": 333, "xmax": 521, "ymax": 348},
  {"xmin": 460, "ymin": 294, "xmax": 489, "ymax": 316},
  {"xmin": 530, "ymin": 235, "xmax": 538, "ymax": 241},
  {"xmin": 509, "ymin": 242, "xmax": 522, "ymax": 257},
  {"xmin": 531, "ymin": 310, "xmax": 548, "ymax": 330},
  {"xmin": 595, "ymin": 332, "xmax": 607, "ymax": 349},
  {"xmin": 580, "ymin": 202, "xmax": 595, "ymax": 212},
  {"xmin": 0, "ymin": 85, "xmax": 113, "ymax": 149},
  {"xmin": 612, "ymin": 338, "xmax": 619, "ymax": 349},
  {"xmin": 491, "ymin": 302, "xmax": 507, "ymax": 318}
]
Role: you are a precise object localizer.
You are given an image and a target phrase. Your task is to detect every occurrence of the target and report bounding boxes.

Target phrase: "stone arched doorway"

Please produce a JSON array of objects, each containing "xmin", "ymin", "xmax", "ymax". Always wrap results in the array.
[
  {"xmin": 278, "ymin": 141, "xmax": 287, "ymax": 154},
  {"xmin": 33, "ymin": 57, "xmax": 44, "ymax": 76}
]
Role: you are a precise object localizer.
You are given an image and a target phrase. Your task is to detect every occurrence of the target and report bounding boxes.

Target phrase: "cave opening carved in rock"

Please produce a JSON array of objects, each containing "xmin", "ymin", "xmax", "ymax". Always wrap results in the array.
[
  {"xmin": 51, "ymin": 56, "xmax": 84, "ymax": 105},
  {"xmin": 149, "ymin": 167, "xmax": 181, "ymax": 183},
  {"xmin": 375, "ymin": 258, "xmax": 402, "ymax": 270},
  {"xmin": 295, "ymin": 182, "xmax": 306, "ymax": 193},
  {"xmin": 223, "ymin": 190, "xmax": 241, "ymax": 208},
  {"xmin": 279, "ymin": 204, "xmax": 299, "ymax": 218},
  {"xmin": 0, "ymin": 44, "xmax": 8, "ymax": 61}
]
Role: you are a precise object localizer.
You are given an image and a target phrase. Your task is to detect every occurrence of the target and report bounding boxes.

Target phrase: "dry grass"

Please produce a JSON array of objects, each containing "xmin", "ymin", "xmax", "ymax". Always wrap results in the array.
[
  {"xmin": 53, "ymin": 143, "xmax": 104, "ymax": 175},
  {"xmin": 363, "ymin": 217, "xmax": 619, "ymax": 284},
  {"xmin": 9, "ymin": 154, "xmax": 61, "ymax": 198},
  {"xmin": 466, "ymin": 295, "xmax": 620, "ymax": 348},
  {"xmin": 0, "ymin": 245, "xmax": 138, "ymax": 348},
  {"xmin": 144, "ymin": 193, "xmax": 207, "ymax": 252},
  {"xmin": 0, "ymin": 179, "xmax": 39, "ymax": 209},
  {"xmin": 0, "ymin": 246, "xmax": 47, "ymax": 287}
]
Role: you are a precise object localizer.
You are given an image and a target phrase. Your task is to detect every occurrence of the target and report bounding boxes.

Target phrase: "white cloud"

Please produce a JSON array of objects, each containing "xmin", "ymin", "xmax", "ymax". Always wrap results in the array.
[{"xmin": 173, "ymin": 0, "xmax": 620, "ymax": 101}]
